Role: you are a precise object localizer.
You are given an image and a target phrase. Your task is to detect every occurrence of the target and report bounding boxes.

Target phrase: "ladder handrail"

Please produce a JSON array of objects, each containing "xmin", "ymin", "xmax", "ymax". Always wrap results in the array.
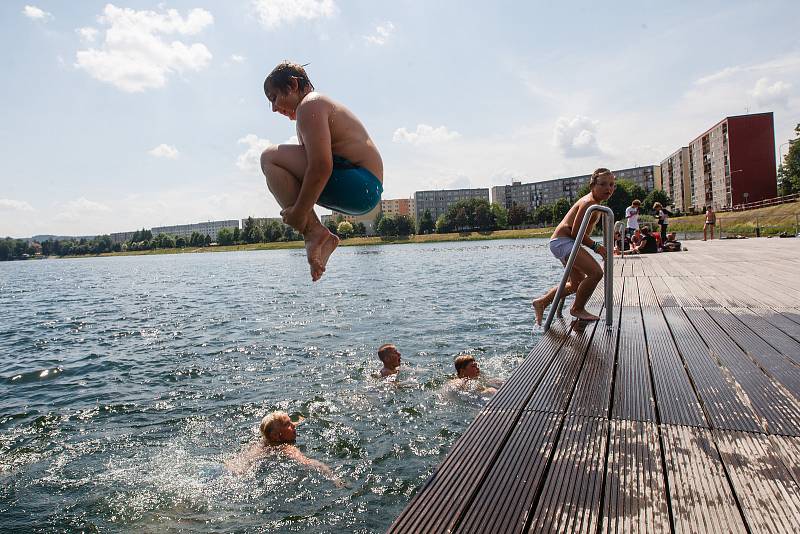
[{"xmin": 543, "ymin": 205, "xmax": 614, "ymax": 332}]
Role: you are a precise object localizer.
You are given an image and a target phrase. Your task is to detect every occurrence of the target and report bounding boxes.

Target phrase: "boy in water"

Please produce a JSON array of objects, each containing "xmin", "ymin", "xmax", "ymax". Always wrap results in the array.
[
  {"xmin": 377, "ymin": 343, "xmax": 402, "ymax": 377},
  {"xmin": 260, "ymin": 62, "xmax": 384, "ymax": 282},
  {"xmin": 226, "ymin": 410, "xmax": 343, "ymax": 486},
  {"xmin": 448, "ymin": 354, "xmax": 499, "ymax": 395},
  {"xmin": 532, "ymin": 168, "xmax": 615, "ymax": 324}
]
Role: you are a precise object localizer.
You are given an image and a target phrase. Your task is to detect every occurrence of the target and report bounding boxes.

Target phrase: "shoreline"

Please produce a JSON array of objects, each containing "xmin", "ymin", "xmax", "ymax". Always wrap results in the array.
[{"xmin": 43, "ymin": 227, "xmax": 557, "ymax": 260}]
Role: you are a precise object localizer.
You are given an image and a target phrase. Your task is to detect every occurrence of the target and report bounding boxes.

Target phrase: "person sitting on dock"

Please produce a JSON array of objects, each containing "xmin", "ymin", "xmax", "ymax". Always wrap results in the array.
[
  {"xmin": 532, "ymin": 168, "xmax": 615, "ymax": 324},
  {"xmin": 448, "ymin": 354, "xmax": 499, "ymax": 395},
  {"xmin": 226, "ymin": 410, "xmax": 343, "ymax": 486},
  {"xmin": 378, "ymin": 343, "xmax": 402, "ymax": 377},
  {"xmin": 629, "ymin": 225, "xmax": 659, "ymax": 254},
  {"xmin": 662, "ymin": 232, "xmax": 682, "ymax": 252}
]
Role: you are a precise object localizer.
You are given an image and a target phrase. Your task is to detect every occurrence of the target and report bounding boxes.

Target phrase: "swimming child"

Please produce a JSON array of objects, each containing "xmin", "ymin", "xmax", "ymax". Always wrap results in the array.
[
  {"xmin": 226, "ymin": 410, "xmax": 343, "ymax": 486},
  {"xmin": 377, "ymin": 343, "xmax": 402, "ymax": 377},
  {"xmin": 532, "ymin": 168, "xmax": 615, "ymax": 324},
  {"xmin": 447, "ymin": 354, "xmax": 499, "ymax": 395},
  {"xmin": 260, "ymin": 61, "xmax": 384, "ymax": 281}
]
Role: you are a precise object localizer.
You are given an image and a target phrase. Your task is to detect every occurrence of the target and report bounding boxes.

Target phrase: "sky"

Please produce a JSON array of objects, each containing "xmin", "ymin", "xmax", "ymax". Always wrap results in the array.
[{"xmin": 1, "ymin": 0, "xmax": 799, "ymax": 238}]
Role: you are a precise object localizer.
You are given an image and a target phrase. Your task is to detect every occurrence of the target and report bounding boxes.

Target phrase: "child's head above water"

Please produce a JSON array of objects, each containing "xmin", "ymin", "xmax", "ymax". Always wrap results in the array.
[
  {"xmin": 260, "ymin": 411, "xmax": 297, "ymax": 444},
  {"xmin": 378, "ymin": 344, "xmax": 401, "ymax": 367},
  {"xmin": 454, "ymin": 354, "xmax": 479, "ymax": 379}
]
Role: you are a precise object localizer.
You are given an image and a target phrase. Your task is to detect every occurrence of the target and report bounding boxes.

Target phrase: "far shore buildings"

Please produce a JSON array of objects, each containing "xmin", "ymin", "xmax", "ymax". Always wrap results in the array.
[
  {"xmin": 324, "ymin": 204, "xmax": 382, "ymax": 235},
  {"xmin": 150, "ymin": 220, "xmax": 239, "ymax": 240},
  {"xmin": 414, "ymin": 188, "xmax": 490, "ymax": 223},
  {"xmin": 491, "ymin": 166, "xmax": 659, "ymax": 212},
  {"xmin": 381, "ymin": 198, "xmax": 416, "ymax": 219},
  {"xmin": 660, "ymin": 112, "xmax": 776, "ymax": 212}
]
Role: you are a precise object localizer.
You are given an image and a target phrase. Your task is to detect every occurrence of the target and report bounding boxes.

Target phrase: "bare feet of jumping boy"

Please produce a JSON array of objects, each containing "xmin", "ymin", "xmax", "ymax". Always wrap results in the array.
[{"xmin": 304, "ymin": 225, "xmax": 340, "ymax": 281}]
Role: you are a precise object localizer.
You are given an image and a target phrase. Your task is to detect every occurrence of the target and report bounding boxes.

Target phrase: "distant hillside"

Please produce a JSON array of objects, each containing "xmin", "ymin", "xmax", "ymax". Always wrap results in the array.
[{"xmin": 29, "ymin": 234, "xmax": 97, "ymax": 243}]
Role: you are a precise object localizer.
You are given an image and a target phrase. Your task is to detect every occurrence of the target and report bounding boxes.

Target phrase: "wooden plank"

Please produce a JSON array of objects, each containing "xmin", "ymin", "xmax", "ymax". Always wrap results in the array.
[
  {"xmin": 686, "ymin": 307, "xmax": 800, "ymax": 436},
  {"xmin": 755, "ymin": 308, "xmax": 800, "ymax": 347},
  {"xmin": 601, "ymin": 420, "xmax": 670, "ymax": 534},
  {"xmin": 641, "ymin": 308, "xmax": 707, "ymax": 427},
  {"xmin": 661, "ymin": 425, "xmax": 747, "ymax": 534},
  {"xmin": 649, "ymin": 277, "xmax": 678, "ymax": 307},
  {"xmin": 456, "ymin": 412, "xmax": 561, "ymax": 533},
  {"xmin": 770, "ymin": 435, "xmax": 800, "ymax": 489},
  {"xmin": 636, "ymin": 277, "xmax": 659, "ymax": 308},
  {"xmin": 527, "ymin": 416, "xmax": 608, "ymax": 533},
  {"xmin": 662, "ymin": 277, "xmax": 701, "ymax": 307},
  {"xmin": 486, "ymin": 320, "xmax": 572, "ymax": 411},
  {"xmin": 613, "ymin": 305, "xmax": 656, "ymax": 422},
  {"xmin": 714, "ymin": 430, "xmax": 800, "ymax": 532},
  {"xmin": 661, "ymin": 307, "xmax": 763, "ymax": 433},
  {"xmin": 525, "ymin": 315, "xmax": 598, "ymax": 413},
  {"xmin": 708, "ymin": 308, "xmax": 800, "ymax": 396},
  {"xmin": 680, "ymin": 276, "xmax": 727, "ymax": 308},
  {"xmin": 388, "ymin": 409, "xmax": 520, "ymax": 533}
]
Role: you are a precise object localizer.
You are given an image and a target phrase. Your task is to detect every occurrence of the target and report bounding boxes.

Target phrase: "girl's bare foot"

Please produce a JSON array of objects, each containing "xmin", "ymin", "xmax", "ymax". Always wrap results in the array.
[
  {"xmin": 304, "ymin": 226, "xmax": 340, "ymax": 281},
  {"xmin": 532, "ymin": 298, "xmax": 548, "ymax": 326},
  {"xmin": 570, "ymin": 308, "xmax": 600, "ymax": 322}
]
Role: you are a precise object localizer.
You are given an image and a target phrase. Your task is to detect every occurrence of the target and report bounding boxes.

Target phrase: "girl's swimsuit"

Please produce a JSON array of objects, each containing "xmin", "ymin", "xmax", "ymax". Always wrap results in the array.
[{"xmin": 317, "ymin": 155, "xmax": 383, "ymax": 215}]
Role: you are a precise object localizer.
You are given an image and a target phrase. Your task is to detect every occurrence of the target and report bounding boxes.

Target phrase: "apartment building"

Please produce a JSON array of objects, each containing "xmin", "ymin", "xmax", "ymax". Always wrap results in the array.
[
  {"xmin": 110, "ymin": 230, "xmax": 137, "ymax": 244},
  {"xmin": 491, "ymin": 166, "xmax": 659, "ymax": 212},
  {"xmin": 151, "ymin": 220, "xmax": 239, "ymax": 239},
  {"xmin": 684, "ymin": 113, "xmax": 776, "ymax": 210},
  {"xmin": 660, "ymin": 148, "xmax": 691, "ymax": 212},
  {"xmin": 414, "ymin": 188, "xmax": 490, "ymax": 222},
  {"xmin": 381, "ymin": 198, "xmax": 416, "ymax": 220}
]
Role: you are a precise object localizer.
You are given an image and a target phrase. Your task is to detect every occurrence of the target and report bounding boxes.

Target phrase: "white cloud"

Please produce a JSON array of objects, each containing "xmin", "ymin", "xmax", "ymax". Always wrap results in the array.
[
  {"xmin": 251, "ymin": 0, "xmax": 336, "ymax": 29},
  {"xmin": 23, "ymin": 5, "xmax": 51, "ymax": 20},
  {"xmin": 236, "ymin": 134, "xmax": 299, "ymax": 174},
  {"xmin": 149, "ymin": 144, "xmax": 179, "ymax": 159},
  {"xmin": 230, "ymin": 54, "xmax": 245, "ymax": 63},
  {"xmin": 75, "ymin": 4, "xmax": 214, "ymax": 93},
  {"xmin": 77, "ymin": 27, "xmax": 99, "ymax": 43},
  {"xmin": 364, "ymin": 21, "xmax": 394, "ymax": 46},
  {"xmin": 553, "ymin": 115, "xmax": 603, "ymax": 158},
  {"xmin": 55, "ymin": 197, "xmax": 112, "ymax": 222},
  {"xmin": 751, "ymin": 77, "xmax": 792, "ymax": 109},
  {"xmin": 393, "ymin": 124, "xmax": 461, "ymax": 145},
  {"xmin": 0, "ymin": 199, "xmax": 34, "ymax": 212}
]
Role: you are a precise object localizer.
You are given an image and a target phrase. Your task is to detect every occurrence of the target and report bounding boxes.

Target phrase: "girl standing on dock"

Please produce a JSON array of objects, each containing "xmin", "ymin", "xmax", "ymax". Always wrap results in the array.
[{"xmin": 533, "ymin": 168, "xmax": 616, "ymax": 324}]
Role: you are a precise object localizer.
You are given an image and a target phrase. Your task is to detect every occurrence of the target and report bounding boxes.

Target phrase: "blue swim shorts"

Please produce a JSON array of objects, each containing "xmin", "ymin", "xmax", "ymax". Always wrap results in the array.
[{"xmin": 317, "ymin": 155, "xmax": 383, "ymax": 216}]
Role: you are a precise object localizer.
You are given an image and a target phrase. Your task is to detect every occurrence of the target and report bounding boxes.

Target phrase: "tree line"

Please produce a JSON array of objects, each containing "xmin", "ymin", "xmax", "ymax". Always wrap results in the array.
[{"xmin": 778, "ymin": 123, "xmax": 800, "ymax": 197}]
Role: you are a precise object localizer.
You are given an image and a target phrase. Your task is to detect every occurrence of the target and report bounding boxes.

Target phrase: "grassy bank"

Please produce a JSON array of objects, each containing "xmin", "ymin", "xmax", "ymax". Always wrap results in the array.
[
  {"xmin": 668, "ymin": 200, "xmax": 800, "ymax": 236},
  {"xmin": 62, "ymin": 227, "xmax": 556, "ymax": 259}
]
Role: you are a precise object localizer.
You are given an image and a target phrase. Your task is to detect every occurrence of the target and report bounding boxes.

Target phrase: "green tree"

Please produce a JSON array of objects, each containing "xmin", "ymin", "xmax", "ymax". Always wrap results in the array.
[
  {"xmin": 606, "ymin": 179, "xmax": 635, "ymax": 221},
  {"xmin": 262, "ymin": 220, "xmax": 282, "ymax": 242},
  {"xmin": 395, "ymin": 215, "xmax": 415, "ymax": 236},
  {"xmin": 491, "ymin": 203, "xmax": 508, "ymax": 229},
  {"xmin": 552, "ymin": 198, "xmax": 571, "ymax": 223},
  {"xmin": 242, "ymin": 217, "xmax": 258, "ymax": 243},
  {"xmin": 217, "ymin": 227, "xmax": 235, "ymax": 245},
  {"xmin": 352, "ymin": 222, "xmax": 367, "ymax": 236},
  {"xmin": 325, "ymin": 219, "xmax": 338, "ymax": 235},
  {"xmin": 435, "ymin": 214, "xmax": 449, "ymax": 233},
  {"xmin": 232, "ymin": 227, "xmax": 241, "ymax": 243},
  {"xmin": 474, "ymin": 202, "xmax": 493, "ymax": 230},
  {"xmin": 204, "ymin": 234, "xmax": 212, "ymax": 246},
  {"xmin": 779, "ymin": 123, "xmax": 800, "ymax": 196},
  {"xmin": 337, "ymin": 220, "xmax": 354, "ymax": 238},
  {"xmin": 377, "ymin": 215, "xmax": 397, "ymax": 236},
  {"xmin": 643, "ymin": 189, "xmax": 672, "ymax": 214},
  {"xmin": 175, "ymin": 236, "xmax": 187, "ymax": 248},
  {"xmin": 418, "ymin": 209, "xmax": 435, "ymax": 234},
  {"xmin": 507, "ymin": 203, "xmax": 527, "ymax": 227}
]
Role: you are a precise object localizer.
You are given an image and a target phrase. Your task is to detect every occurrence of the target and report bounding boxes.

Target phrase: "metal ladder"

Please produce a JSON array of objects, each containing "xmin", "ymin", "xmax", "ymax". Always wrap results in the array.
[{"xmin": 543, "ymin": 205, "xmax": 614, "ymax": 332}]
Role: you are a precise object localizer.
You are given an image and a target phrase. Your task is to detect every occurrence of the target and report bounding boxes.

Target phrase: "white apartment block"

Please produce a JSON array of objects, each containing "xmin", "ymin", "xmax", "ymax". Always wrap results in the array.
[{"xmin": 151, "ymin": 220, "xmax": 240, "ymax": 239}]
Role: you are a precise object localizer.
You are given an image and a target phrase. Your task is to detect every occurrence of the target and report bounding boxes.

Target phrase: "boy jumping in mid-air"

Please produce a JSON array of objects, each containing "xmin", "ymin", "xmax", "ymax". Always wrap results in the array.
[
  {"xmin": 532, "ymin": 168, "xmax": 616, "ymax": 325},
  {"xmin": 260, "ymin": 61, "xmax": 384, "ymax": 281}
]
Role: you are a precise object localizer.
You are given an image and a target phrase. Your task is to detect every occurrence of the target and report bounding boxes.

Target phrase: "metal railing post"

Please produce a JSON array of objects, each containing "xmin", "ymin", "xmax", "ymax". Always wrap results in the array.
[{"xmin": 543, "ymin": 205, "xmax": 614, "ymax": 332}]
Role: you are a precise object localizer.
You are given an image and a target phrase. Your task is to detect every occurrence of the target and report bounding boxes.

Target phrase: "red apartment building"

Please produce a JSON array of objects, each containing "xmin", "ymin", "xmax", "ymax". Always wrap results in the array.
[{"xmin": 685, "ymin": 112, "xmax": 776, "ymax": 211}]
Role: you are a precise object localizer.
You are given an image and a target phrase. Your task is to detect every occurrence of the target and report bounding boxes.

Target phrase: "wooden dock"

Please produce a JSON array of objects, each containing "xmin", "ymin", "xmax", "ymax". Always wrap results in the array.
[{"xmin": 390, "ymin": 238, "xmax": 800, "ymax": 533}]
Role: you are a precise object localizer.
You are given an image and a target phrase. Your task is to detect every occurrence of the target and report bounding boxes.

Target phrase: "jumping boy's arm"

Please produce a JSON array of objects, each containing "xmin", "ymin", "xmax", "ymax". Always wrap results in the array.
[{"xmin": 281, "ymin": 100, "xmax": 333, "ymax": 229}]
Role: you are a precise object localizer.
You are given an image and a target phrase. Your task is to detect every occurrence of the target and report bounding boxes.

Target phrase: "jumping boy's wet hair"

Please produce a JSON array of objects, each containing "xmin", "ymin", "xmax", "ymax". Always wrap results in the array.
[
  {"xmin": 589, "ymin": 168, "xmax": 613, "ymax": 187},
  {"xmin": 264, "ymin": 61, "xmax": 314, "ymax": 96},
  {"xmin": 377, "ymin": 343, "xmax": 396, "ymax": 362}
]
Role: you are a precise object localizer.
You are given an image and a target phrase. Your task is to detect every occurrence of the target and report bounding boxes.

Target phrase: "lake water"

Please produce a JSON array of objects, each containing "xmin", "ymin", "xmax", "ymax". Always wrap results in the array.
[{"xmin": 0, "ymin": 239, "xmax": 563, "ymax": 533}]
